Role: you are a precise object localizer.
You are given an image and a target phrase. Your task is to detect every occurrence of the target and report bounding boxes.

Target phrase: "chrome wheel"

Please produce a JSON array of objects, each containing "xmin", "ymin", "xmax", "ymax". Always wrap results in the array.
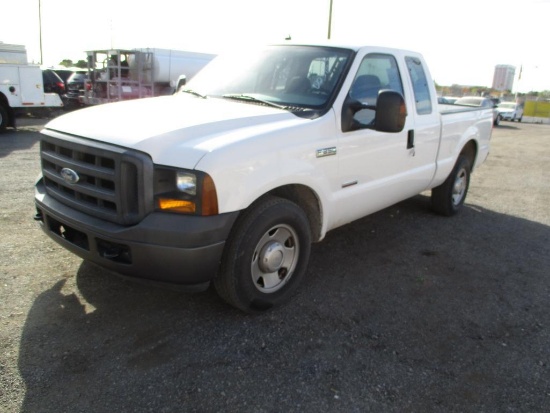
[
  {"xmin": 251, "ymin": 224, "xmax": 299, "ymax": 293},
  {"xmin": 452, "ymin": 167, "xmax": 468, "ymax": 206}
]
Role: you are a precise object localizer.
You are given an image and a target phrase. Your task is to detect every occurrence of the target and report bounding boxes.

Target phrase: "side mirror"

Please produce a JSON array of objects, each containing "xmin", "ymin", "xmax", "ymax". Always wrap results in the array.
[
  {"xmin": 375, "ymin": 90, "xmax": 407, "ymax": 133},
  {"xmin": 342, "ymin": 89, "xmax": 406, "ymax": 133}
]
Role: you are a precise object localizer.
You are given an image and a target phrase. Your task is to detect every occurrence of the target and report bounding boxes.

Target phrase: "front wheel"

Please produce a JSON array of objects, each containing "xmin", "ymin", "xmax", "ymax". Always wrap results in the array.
[
  {"xmin": 214, "ymin": 196, "xmax": 312, "ymax": 312},
  {"xmin": 494, "ymin": 114, "xmax": 502, "ymax": 126},
  {"xmin": 431, "ymin": 155, "xmax": 471, "ymax": 216}
]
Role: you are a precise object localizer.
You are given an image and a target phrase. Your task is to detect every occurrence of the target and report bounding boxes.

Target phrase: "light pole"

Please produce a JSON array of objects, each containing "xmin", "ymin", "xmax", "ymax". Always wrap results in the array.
[
  {"xmin": 327, "ymin": 0, "xmax": 334, "ymax": 39},
  {"xmin": 38, "ymin": 0, "xmax": 43, "ymax": 64}
]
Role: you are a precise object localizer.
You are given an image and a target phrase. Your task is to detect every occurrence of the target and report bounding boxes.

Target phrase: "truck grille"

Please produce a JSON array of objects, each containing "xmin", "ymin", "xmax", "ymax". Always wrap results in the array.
[{"xmin": 40, "ymin": 134, "xmax": 153, "ymax": 225}]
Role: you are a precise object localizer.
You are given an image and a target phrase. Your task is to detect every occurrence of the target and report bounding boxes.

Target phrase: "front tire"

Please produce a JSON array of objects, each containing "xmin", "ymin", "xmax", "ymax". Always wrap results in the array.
[
  {"xmin": 214, "ymin": 196, "xmax": 312, "ymax": 312},
  {"xmin": 431, "ymin": 155, "xmax": 471, "ymax": 216}
]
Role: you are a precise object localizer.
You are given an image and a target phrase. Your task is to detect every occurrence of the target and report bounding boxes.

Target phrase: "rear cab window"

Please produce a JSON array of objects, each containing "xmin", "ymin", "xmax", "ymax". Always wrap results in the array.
[{"xmin": 405, "ymin": 56, "xmax": 432, "ymax": 115}]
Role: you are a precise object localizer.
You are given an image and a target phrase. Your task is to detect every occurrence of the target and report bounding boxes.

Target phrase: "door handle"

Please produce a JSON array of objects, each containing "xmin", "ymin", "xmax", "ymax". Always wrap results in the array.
[{"xmin": 407, "ymin": 129, "xmax": 415, "ymax": 149}]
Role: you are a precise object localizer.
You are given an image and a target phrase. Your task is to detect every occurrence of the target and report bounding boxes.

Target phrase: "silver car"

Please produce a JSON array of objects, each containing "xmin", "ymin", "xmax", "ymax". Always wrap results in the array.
[
  {"xmin": 497, "ymin": 102, "xmax": 524, "ymax": 122},
  {"xmin": 454, "ymin": 96, "xmax": 501, "ymax": 126}
]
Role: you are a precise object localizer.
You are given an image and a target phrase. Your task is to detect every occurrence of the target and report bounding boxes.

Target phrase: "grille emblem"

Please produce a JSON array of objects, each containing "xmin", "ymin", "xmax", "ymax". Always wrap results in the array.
[{"xmin": 60, "ymin": 168, "xmax": 80, "ymax": 184}]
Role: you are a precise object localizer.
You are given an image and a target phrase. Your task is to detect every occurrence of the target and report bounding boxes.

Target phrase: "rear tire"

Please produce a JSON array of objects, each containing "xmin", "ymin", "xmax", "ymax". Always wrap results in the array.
[
  {"xmin": 0, "ymin": 104, "xmax": 8, "ymax": 133},
  {"xmin": 431, "ymin": 155, "xmax": 471, "ymax": 216},
  {"xmin": 214, "ymin": 195, "xmax": 311, "ymax": 312}
]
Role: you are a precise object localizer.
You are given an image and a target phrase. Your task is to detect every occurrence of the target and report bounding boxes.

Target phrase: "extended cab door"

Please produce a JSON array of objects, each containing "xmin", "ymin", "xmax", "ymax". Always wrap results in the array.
[{"xmin": 330, "ymin": 51, "xmax": 440, "ymax": 229}]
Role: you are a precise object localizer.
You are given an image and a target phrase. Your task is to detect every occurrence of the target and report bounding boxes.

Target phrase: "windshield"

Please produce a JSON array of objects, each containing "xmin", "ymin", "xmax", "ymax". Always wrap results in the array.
[
  {"xmin": 184, "ymin": 45, "xmax": 354, "ymax": 115},
  {"xmin": 498, "ymin": 102, "xmax": 516, "ymax": 109}
]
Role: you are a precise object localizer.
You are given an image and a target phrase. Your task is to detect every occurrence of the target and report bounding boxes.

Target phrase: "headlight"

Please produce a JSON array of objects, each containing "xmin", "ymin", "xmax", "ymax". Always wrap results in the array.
[
  {"xmin": 154, "ymin": 167, "xmax": 218, "ymax": 216},
  {"xmin": 176, "ymin": 172, "xmax": 197, "ymax": 195}
]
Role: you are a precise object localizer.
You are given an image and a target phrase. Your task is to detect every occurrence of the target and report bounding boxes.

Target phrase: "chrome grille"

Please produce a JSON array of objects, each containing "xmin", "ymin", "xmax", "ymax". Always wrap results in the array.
[{"xmin": 40, "ymin": 134, "xmax": 153, "ymax": 225}]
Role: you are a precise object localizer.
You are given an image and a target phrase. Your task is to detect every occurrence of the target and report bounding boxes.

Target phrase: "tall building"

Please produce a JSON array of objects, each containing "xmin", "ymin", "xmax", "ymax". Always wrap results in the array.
[{"xmin": 492, "ymin": 65, "xmax": 516, "ymax": 91}]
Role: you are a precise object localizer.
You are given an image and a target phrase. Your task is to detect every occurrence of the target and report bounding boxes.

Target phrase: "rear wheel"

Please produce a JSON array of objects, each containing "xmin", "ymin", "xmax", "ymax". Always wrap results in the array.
[
  {"xmin": 431, "ymin": 155, "xmax": 471, "ymax": 216},
  {"xmin": 214, "ymin": 195, "xmax": 311, "ymax": 312},
  {"xmin": 0, "ymin": 104, "xmax": 8, "ymax": 133}
]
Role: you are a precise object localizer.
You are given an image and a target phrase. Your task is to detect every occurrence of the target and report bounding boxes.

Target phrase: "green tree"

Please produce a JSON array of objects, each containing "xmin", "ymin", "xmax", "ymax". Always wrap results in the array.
[
  {"xmin": 75, "ymin": 60, "xmax": 87, "ymax": 69},
  {"xmin": 59, "ymin": 59, "xmax": 74, "ymax": 67}
]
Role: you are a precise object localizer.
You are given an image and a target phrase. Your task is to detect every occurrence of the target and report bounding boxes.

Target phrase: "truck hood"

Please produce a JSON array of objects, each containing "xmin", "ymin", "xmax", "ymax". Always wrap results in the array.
[{"xmin": 44, "ymin": 94, "xmax": 304, "ymax": 168}]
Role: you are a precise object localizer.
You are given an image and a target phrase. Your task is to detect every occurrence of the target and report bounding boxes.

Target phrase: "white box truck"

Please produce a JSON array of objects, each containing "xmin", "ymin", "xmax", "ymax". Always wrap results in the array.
[
  {"xmin": 0, "ymin": 42, "xmax": 63, "ymax": 132},
  {"xmin": 80, "ymin": 48, "xmax": 215, "ymax": 106}
]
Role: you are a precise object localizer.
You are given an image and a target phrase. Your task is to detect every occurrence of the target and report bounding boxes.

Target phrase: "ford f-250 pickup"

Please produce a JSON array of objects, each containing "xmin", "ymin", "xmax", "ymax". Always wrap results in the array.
[{"xmin": 34, "ymin": 43, "xmax": 492, "ymax": 312}]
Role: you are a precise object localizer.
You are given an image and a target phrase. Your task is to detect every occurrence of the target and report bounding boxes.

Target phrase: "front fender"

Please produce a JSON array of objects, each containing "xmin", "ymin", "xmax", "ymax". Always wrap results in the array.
[{"xmin": 196, "ymin": 111, "xmax": 339, "ymax": 235}]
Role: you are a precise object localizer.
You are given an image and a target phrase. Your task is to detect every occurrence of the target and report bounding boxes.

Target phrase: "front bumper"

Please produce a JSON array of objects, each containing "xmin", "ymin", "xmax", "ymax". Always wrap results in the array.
[
  {"xmin": 499, "ymin": 112, "xmax": 515, "ymax": 120},
  {"xmin": 35, "ymin": 177, "xmax": 239, "ymax": 289}
]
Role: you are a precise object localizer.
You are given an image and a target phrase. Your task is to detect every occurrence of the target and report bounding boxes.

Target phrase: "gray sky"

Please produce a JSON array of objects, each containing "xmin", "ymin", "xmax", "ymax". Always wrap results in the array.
[{"xmin": 1, "ymin": 0, "xmax": 548, "ymax": 92}]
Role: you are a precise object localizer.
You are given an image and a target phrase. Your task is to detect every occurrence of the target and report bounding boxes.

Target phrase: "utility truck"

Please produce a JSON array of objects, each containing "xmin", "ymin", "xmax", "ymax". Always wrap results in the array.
[
  {"xmin": 80, "ymin": 48, "xmax": 215, "ymax": 106},
  {"xmin": 0, "ymin": 42, "xmax": 63, "ymax": 132},
  {"xmin": 34, "ymin": 43, "xmax": 493, "ymax": 312}
]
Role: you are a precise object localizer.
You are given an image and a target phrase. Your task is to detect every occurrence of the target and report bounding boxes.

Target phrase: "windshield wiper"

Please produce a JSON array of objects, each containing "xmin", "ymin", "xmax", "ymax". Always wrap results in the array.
[
  {"xmin": 181, "ymin": 89, "xmax": 207, "ymax": 99},
  {"xmin": 222, "ymin": 94, "xmax": 287, "ymax": 110}
]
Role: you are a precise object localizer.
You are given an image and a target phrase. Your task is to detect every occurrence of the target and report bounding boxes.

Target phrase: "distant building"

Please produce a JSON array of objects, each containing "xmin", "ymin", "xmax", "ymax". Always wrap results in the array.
[{"xmin": 492, "ymin": 65, "xmax": 516, "ymax": 91}]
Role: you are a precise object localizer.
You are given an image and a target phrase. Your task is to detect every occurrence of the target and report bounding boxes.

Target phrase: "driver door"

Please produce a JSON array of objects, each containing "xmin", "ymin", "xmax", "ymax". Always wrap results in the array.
[{"xmin": 331, "ymin": 52, "xmax": 439, "ymax": 228}]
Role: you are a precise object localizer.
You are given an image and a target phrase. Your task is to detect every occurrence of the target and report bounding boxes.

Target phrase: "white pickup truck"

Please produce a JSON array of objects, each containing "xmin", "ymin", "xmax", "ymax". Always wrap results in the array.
[{"xmin": 34, "ymin": 44, "xmax": 492, "ymax": 312}]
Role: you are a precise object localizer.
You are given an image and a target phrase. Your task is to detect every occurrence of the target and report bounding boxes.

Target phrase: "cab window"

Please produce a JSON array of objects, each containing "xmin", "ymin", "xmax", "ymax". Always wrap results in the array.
[{"xmin": 405, "ymin": 56, "xmax": 432, "ymax": 115}]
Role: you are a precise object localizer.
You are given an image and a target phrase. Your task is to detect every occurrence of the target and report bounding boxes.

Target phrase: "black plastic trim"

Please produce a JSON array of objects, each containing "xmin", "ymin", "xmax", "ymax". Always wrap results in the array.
[{"xmin": 35, "ymin": 177, "xmax": 239, "ymax": 286}]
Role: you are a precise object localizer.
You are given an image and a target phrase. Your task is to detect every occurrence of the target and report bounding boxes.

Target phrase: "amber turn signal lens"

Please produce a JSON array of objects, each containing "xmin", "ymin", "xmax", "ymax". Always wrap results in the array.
[
  {"xmin": 158, "ymin": 198, "xmax": 196, "ymax": 213},
  {"xmin": 201, "ymin": 174, "xmax": 218, "ymax": 216}
]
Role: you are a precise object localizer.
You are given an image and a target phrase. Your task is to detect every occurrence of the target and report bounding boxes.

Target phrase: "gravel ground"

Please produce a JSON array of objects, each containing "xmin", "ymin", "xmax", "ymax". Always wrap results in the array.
[{"xmin": 1, "ymin": 117, "xmax": 549, "ymax": 413}]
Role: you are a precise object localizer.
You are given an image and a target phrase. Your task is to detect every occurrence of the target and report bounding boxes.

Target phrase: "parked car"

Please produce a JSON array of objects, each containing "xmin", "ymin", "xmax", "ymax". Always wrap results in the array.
[
  {"xmin": 454, "ymin": 96, "xmax": 501, "ymax": 126},
  {"xmin": 496, "ymin": 102, "xmax": 524, "ymax": 122},
  {"xmin": 41, "ymin": 69, "xmax": 65, "ymax": 98},
  {"xmin": 64, "ymin": 70, "xmax": 88, "ymax": 109},
  {"xmin": 438, "ymin": 96, "xmax": 460, "ymax": 104},
  {"xmin": 52, "ymin": 68, "xmax": 75, "ymax": 89}
]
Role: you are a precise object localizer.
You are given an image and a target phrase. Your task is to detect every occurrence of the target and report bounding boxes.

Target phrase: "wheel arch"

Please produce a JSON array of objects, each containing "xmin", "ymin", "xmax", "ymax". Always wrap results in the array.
[
  {"xmin": 460, "ymin": 139, "xmax": 477, "ymax": 169},
  {"xmin": 266, "ymin": 184, "xmax": 323, "ymax": 243}
]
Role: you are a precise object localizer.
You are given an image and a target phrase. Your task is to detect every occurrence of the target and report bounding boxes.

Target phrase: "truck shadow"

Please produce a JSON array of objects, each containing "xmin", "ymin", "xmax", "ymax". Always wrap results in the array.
[
  {"xmin": 18, "ymin": 195, "xmax": 550, "ymax": 412},
  {"xmin": 0, "ymin": 127, "xmax": 41, "ymax": 158}
]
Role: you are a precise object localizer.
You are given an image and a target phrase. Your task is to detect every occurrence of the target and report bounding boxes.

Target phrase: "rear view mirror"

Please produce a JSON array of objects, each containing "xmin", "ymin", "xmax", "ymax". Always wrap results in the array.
[
  {"xmin": 342, "ymin": 89, "xmax": 406, "ymax": 133},
  {"xmin": 374, "ymin": 90, "xmax": 407, "ymax": 133}
]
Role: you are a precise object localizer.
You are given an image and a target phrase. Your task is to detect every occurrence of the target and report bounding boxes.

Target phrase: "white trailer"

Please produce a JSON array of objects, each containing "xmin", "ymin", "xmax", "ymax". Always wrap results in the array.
[
  {"xmin": 0, "ymin": 42, "xmax": 63, "ymax": 132},
  {"xmin": 80, "ymin": 48, "xmax": 215, "ymax": 106}
]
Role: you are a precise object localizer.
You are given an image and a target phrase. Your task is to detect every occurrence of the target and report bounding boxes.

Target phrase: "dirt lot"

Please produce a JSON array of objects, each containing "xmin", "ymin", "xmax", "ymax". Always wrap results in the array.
[{"xmin": 1, "ymin": 118, "xmax": 549, "ymax": 413}]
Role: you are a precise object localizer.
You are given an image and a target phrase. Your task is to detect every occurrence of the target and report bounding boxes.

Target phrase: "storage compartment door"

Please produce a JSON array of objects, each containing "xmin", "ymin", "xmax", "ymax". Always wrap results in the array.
[{"xmin": 18, "ymin": 66, "xmax": 44, "ymax": 105}]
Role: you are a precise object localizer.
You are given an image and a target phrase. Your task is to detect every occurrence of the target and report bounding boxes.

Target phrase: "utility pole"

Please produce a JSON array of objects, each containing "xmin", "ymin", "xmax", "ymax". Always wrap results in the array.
[
  {"xmin": 38, "ymin": 0, "xmax": 43, "ymax": 64},
  {"xmin": 327, "ymin": 0, "xmax": 333, "ymax": 39}
]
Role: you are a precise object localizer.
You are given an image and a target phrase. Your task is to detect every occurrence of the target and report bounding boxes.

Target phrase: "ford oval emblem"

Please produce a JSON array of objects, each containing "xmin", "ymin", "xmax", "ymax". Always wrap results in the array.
[{"xmin": 60, "ymin": 168, "xmax": 80, "ymax": 184}]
